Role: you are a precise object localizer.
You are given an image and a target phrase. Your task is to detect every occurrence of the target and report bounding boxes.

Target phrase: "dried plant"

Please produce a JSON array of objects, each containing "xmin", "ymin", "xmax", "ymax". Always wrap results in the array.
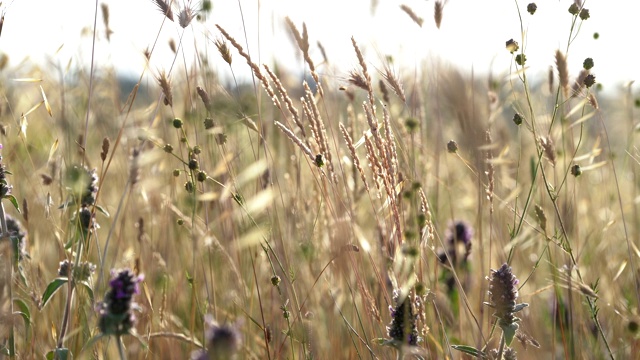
[
  {"xmin": 555, "ymin": 49, "xmax": 569, "ymax": 98},
  {"xmin": 400, "ymin": 4, "xmax": 424, "ymax": 27},
  {"xmin": 101, "ymin": 3, "xmax": 113, "ymax": 41},
  {"xmin": 152, "ymin": 0, "xmax": 174, "ymax": 21},
  {"xmin": 157, "ymin": 70, "xmax": 173, "ymax": 106},
  {"xmin": 216, "ymin": 25, "xmax": 280, "ymax": 109},
  {"xmin": 381, "ymin": 62, "xmax": 406, "ymax": 103},
  {"xmin": 196, "ymin": 86, "xmax": 213, "ymax": 112},
  {"xmin": 485, "ymin": 130, "xmax": 495, "ymax": 213},
  {"xmin": 178, "ymin": 6, "xmax": 196, "ymax": 28},
  {"xmin": 351, "ymin": 37, "xmax": 375, "ymax": 110},
  {"xmin": 434, "ymin": 0, "xmax": 444, "ymax": 28},
  {"xmin": 214, "ymin": 38, "xmax": 232, "ymax": 65},
  {"xmin": 263, "ymin": 65, "xmax": 305, "ymax": 139},
  {"xmin": 274, "ymin": 121, "xmax": 314, "ymax": 162},
  {"xmin": 285, "ymin": 17, "xmax": 321, "ymax": 95},
  {"xmin": 340, "ymin": 122, "xmax": 369, "ymax": 192}
]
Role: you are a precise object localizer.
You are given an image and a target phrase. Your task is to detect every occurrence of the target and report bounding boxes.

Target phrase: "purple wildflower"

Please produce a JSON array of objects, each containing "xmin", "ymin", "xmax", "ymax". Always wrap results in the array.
[
  {"xmin": 98, "ymin": 269, "xmax": 144, "ymax": 336},
  {"xmin": 191, "ymin": 315, "xmax": 243, "ymax": 360},
  {"xmin": 386, "ymin": 290, "xmax": 420, "ymax": 346}
]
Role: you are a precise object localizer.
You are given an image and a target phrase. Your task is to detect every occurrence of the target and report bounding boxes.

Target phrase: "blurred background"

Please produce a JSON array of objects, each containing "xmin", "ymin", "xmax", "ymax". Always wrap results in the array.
[{"xmin": 0, "ymin": 0, "xmax": 636, "ymax": 92}]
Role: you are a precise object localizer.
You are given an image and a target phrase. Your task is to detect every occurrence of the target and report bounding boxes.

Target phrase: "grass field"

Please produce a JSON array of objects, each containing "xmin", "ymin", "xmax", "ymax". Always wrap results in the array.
[{"xmin": 1, "ymin": 1, "xmax": 639, "ymax": 359}]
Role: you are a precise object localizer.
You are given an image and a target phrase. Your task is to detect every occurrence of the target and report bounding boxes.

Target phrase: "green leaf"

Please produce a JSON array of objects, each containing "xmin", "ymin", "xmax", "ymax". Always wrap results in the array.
[
  {"xmin": 451, "ymin": 345, "xmax": 486, "ymax": 358},
  {"xmin": 3, "ymin": 194, "xmax": 20, "ymax": 212},
  {"xmin": 79, "ymin": 334, "xmax": 106, "ymax": 356},
  {"xmin": 513, "ymin": 303, "xmax": 529, "ymax": 313},
  {"xmin": 502, "ymin": 322, "xmax": 519, "ymax": 346},
  {"xmin": 78, "ymin": 281, "xmax": 95, "ymax": 304},
  {"xmin": 530, "ymin": 155, "xmax": 536, "ymax": 183},
  {"xmin": 94, "ymin": 204, "xmax": 110, "ymax": 217},
  {"xmin": 41, "ymin": 278, "xmax": 69, "ymax": 308},
  {"xmin": 13, "ymin": 298, "xmax": 31, "ymax": 334},
  {"xmin": 45, "ymin": 348, "xmax": 72, "ymax": 360}
]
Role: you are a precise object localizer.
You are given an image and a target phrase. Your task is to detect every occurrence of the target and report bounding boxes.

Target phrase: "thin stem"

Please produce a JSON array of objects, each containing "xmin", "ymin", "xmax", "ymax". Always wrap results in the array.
[
  {"xmin": 81, "ymin": 0, "xmax": 100, "ymax": 164},
  {"xmin": 116, "ymin": 336, "xmax": 127, "ymax": 360}
]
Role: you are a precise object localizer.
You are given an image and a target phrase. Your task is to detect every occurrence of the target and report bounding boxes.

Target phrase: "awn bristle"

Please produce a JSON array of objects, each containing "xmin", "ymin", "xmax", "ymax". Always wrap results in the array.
[
  {"xmin": 555, "ymin": 50, "xmax": 569, "ymax": 98},
  {"xmin": 178, "ymin": 6, "xmax": 196, "ymax": 28},
  {"xmin": 215, "ymin": 25, "xmax": 280, "ymax": 109},
  {"xmin": 143, "ymin": 47, "xmax": 151, "ymax": 60},
  {"xmin": 157, "ymin": 70, "xmax": 173, "ymax": 106},
  {"xmin": 434, "ymin": 1, "xmax": 444, "ymax": 29},
  {"xmin": 400, "ymin": 4, "xmax": 424, "ymax": 27},
  {"xmin": 348, "ymin": 70, "xmax": 369, "ymax": 91},
  {"xmin": 275, "ymin": 121, "xmax": 315, "ymax": 161},
  {"xmin": 264, "ymin": 65, "xmax": 306, "ymax": 139},
  {"xmin": 153, "ymin": 0, "xmax": 174, "ymax": 21},
  {"xmin": 340, "ymin": 123, "xmax": 369, "ymax": 192},
  {"xmin": 381, "ymin": 63, "xmax": 406, "ymax": 103}
]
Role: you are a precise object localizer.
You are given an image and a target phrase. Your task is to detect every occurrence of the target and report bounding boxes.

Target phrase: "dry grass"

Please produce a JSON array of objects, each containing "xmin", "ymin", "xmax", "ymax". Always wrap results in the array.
[{"xmin": 0, "ymin": 2, "xmax": 638, "ymax": 360}]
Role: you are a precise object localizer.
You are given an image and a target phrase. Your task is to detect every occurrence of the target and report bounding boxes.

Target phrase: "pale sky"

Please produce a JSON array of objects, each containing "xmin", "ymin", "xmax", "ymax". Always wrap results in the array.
[{"xmin": 0, "ymin": 0, "xmax": 637, "ymax": 92}]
